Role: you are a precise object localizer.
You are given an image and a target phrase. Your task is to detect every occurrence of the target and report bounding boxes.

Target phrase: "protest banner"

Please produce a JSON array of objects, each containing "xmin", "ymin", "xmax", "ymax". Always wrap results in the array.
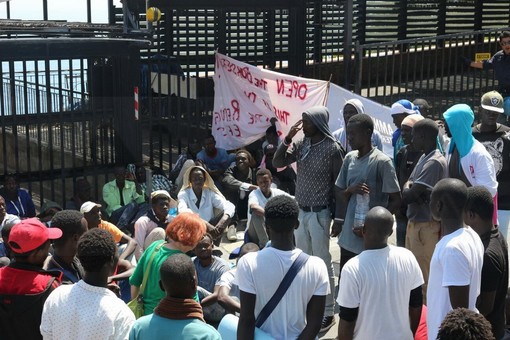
[{"xmin": 213, "ymin": 52, "xmax": 395, "ymax": 157}]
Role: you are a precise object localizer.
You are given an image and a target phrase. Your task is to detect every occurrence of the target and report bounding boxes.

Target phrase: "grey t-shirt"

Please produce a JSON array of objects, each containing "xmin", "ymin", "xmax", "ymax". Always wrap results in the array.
[
  {"xmin": 406, "ymin": 150, "xmax": 447, "ymax": 222},
  {"xmin": 336, "ymin": 148, "xmax": 400, "ymax": 254},
  {"xmin": 193, "ymin": 255, "xmax": 230, "ymax": 292}
]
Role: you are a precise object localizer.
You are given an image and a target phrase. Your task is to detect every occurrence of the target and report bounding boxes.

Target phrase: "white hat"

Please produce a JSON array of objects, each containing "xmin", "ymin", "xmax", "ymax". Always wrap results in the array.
[
  {"xmin": 80, "ymin": 201, "xmax": 101, "ymax": 214},
  {"xmin": 150, "ymin": 190, "xmax": 171, "ymax": 200}
]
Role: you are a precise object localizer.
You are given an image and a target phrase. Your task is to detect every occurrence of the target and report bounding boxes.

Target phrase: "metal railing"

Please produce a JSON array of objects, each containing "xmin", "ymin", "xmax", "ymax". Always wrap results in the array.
[{"xmin": 354, "ymin": 28, "xmax": 508, "ymax": 119}]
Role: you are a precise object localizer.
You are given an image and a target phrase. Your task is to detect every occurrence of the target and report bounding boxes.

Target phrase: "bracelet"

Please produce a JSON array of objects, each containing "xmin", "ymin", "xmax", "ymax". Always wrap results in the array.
[{"xmin": 334, "ymin": 218, "xmax": 345, "ymax": 224}]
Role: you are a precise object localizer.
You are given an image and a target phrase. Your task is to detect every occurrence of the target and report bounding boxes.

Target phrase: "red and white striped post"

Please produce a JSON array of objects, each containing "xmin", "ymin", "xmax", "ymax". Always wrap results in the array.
[{"xmin": 134, "ymin": 86, "xmax": 139, "ymax": 120}]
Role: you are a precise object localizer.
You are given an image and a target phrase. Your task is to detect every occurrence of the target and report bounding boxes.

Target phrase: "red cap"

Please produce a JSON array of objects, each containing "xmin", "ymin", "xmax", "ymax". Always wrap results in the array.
[{"xmin": 8, "ymin": 218, "xmax": 62, "ymax": 254}]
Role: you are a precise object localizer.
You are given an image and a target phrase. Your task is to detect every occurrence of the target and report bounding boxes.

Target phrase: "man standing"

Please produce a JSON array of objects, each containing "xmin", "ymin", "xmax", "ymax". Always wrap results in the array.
[
  {"xmin": 464, "ymin": 186, "xmax": 508, "ymax": 340},
  {"xmin": 427, "ymin": 178, "xmax": 484, "ymax": 340},
  {"xmin": 465, "ymin": 31, "xmax": 510, "ymax": 118},
  {"xmin": 129, "ymin": 253, "xmax": 221, "ymax": 340},
  {"xmin": 472, "ymin": 91, "xmax": 510, "ymax": 242},
  {"xmin": 40, "ymin": 228, "xmax": 135, "ymax": 340},
  {"xmin": 237, "ymin": 195, "xmax": 329, "ymax": 339},
  {"xmin": 402, "ymin": 118, "xmax": 447, "ymax": 301},
  {"xmin": 334, "ymin": 114, "xmax": 401, "ymax": 271},
  {"xmin": 0, "ymin": 218, "xmax": 62, "ymax": 339},
  {"xmin": 443, "ymin": 104, "xmax": 498, "ymax": 217},
  {"xmin": 337, "ymin": 207, "xmax": 423, "ymax": 340},
  {"xmin": 273, "ymin": 106, "xmax": 343, "ymax": 331}
]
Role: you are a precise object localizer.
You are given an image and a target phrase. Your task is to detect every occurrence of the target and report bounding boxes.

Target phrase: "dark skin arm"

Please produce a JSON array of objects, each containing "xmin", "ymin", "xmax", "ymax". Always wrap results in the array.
[
  {"xmin": 217, "ymin": 286, "xmax": 241, "ymax": 314},
  {"xmin": 477, "ymin": 290, "xmax": 497, "ymax": 316},
  {"xmin": 238, "ymin": 290, "xmax": 257, "ymax": 340},
  {"xmin": 402, "ymin": 181, "xmax": 429, "ymax": 205},
  {"xmin": 200, "ymin": 285, "xmax": 221, "ymax": 307},
  {"xmin": 118, "ymin": 234, "xmax": 138, "ymax": 262},
  {"xmin": 386, "ymin": 191, "xmax": 402, "ymax": 215},
  {"xmin": 332, "ymin": 183, "xmax": 369, "ymax": 237},
  {"xmin": 409, "ymin": 305, "xmax": 422, "ymax": 336},
  {"xmin": 297, "ymin": 295, "xmax": 326, "ymax": 340},
  {"xmin": 448, "ymin": 285, "xmax": 470, "ymax": 309},
  {"xmin": 337, "ymin": 318, "xmax": 356, "ymax": 340}
]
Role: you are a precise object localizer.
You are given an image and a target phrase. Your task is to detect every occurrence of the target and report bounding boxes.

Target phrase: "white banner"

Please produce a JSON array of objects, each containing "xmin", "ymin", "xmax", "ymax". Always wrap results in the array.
[{"xmin": 213, "ymin": 53, "xmax": 395, "ymax": 157}]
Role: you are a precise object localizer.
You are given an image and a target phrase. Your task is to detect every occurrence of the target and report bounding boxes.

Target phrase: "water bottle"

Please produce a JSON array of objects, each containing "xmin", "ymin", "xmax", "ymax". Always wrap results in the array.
[
  {"xmin": 353, "ymin": 193, "xmax": 370, "ymax": 229},
  {"xmin": 168, "ymin": 207, "xmax": 178, "ymax": 222}
]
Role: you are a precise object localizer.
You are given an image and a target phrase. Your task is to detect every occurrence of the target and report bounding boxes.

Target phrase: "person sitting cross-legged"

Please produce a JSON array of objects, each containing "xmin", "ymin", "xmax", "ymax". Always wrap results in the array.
[
  {"xmin": 246, "ymin": 169, "xmax": 291, "ymax": 249},
  {"xmin": 129, "ymin": 253, "xmax": 221, "ymax": 340},
  {"xmin": 193, "ymin": 234, "xmax": 231, "ymax": 324}
]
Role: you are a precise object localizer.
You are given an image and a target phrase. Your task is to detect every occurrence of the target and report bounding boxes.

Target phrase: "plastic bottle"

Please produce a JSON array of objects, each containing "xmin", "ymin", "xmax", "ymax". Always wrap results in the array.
[{"xmin": 353, "ymin": 193, "xmax": 370, "ymax": 228}]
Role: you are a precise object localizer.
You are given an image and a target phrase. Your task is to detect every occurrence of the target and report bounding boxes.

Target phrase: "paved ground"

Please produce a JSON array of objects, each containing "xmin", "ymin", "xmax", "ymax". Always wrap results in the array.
[{"xmin": 214, "ymin": 221, "xmax": 397, "ymax": 339}]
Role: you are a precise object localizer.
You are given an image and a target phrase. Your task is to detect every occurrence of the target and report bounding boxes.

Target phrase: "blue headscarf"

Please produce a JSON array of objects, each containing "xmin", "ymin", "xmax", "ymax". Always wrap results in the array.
[{"xmin": 443, "ymin": 104, "xmax": 475, "ymax": 158}]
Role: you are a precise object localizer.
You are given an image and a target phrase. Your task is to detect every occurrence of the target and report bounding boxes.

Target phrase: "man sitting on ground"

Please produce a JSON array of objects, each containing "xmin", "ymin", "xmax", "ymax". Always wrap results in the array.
[
  {"xmin": 193, "ymin": 233, "xmax": 231, "ymax": 323},
  {"xmin": 129, "ymin": 253, "xmax": 221, "ymax": 340},
  {"xmin": 237, "ymin": 195, "xmax": 329, "ymax": 339},
  {"xmin": 81, "ymin": 201, "xmax": 138, "ymax": 262},
  {"xmin": 43, "ymin": 210, "xmax": 88, "ymax": 284},
  {"xmin": 40, "ymin": 228, "xmax": 135, "ymax": 339},
  {"xmin": 0, "ymin": 218, "xmax": 62, "ymax": 339},
  {"xmin": 134, "ymin": 190, "xmax": 173, "ymax": 260},
  {"xmin": 246, "ymin": 169, "xmax": 291, "ymax": 248}
]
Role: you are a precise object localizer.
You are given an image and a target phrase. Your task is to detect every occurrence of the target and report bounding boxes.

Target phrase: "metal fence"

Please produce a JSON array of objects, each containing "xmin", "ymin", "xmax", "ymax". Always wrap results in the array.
[
  {"xmin": 353, "ymin": 28, "xmax": 509, "ymax": 119},
  {"xmin": 0, "ymin": 38, "xmax": 145, "ymax": 207}
]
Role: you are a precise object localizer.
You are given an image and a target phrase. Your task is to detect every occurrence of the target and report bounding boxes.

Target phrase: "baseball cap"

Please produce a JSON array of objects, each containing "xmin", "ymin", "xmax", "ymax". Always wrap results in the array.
[
  {"xmin": 8, "ymin": 218, "xmax": 62, "ymax": 254},
  {"xmin": 391, "ymin": 99, "xmax": 419, "ymax": 116},
  {"xmin": 80, "ymin": 201, "xmax": 101, "ymax": 214},
  {"xmin": 151, "ymin": 190, "xmax": 171, "ymax": 201},
  {"xmin": 481, "ymin": 91, "xmax": 504, "ymax": 113}
]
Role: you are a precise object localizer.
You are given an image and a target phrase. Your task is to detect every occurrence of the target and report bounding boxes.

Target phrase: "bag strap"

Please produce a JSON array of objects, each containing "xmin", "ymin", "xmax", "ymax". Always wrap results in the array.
[
  {"xmin": 139, "ymin": 242, "xmax": 166, "ymax": 295},
  {"xmin": 255, "ymin": 251, "xmax": 309, "ymax": 328}
]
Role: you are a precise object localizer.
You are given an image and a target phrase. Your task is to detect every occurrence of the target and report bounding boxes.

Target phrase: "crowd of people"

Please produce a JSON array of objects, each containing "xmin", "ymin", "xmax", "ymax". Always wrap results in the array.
[{"xmin": 1, "ymin": 31, "xmax": 510, "ymax": 340}]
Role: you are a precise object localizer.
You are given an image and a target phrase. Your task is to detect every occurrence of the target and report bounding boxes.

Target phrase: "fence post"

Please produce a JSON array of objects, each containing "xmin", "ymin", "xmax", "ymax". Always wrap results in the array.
[
  {"xmin": 288, "ymin": 0, "xmax": 306, "ymax": 76},
  {"xmin": 343, "ymin": 0, "xmax": 353, "ymax": 89},
  {"xmin": 353, "ymin": 40, "xmax": 363, "ymax": 95}
]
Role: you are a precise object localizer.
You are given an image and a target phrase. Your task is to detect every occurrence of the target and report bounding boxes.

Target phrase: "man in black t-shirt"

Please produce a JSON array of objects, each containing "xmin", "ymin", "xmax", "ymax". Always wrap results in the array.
[
  {"xmin": 473, "ymin": 91, "xmax": 510, "ymax": 246},
  {"xmin": 465, "ymin": 186, "xmax": 509, "ymax": 340}
]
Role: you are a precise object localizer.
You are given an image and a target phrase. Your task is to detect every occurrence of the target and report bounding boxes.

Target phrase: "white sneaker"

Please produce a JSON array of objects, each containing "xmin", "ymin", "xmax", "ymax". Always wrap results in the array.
[{"xmin": 227, "ymin": 225, "xmax": 237, "ymax": 241}]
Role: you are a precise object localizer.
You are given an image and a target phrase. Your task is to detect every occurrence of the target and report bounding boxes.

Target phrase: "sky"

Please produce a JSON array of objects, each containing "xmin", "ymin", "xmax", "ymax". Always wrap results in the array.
[{"xmin": 0, "ymin": 0, "xmax": 122, "ymax": 23}]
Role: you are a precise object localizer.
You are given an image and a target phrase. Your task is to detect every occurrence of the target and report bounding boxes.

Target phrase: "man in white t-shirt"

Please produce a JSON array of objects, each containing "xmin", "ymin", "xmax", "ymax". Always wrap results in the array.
[
  {"xmin": 337, "ymin": 206, "xmax": 424, "ymax": 340},
  {"xmin": 426, "ymin": 178, "xmax": 484, "ymax": 340},
  {"xmin": 246, "ymin": 169, "xmax": 291, "ymax": 248},
  {"xmin": 237, "ymin": 195, "xmax": 329, "ymax": 340}
]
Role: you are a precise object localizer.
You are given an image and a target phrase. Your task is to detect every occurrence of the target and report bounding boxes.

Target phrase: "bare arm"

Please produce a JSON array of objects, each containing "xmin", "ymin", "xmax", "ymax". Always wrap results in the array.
[
  {"xmin": 402, "ymin": 182, "xmax": 429, "ymax": 205},
  {"xmin": 217, "ymin": 286, "xmax": 241, "ymax": 314},
  {"xmin": 448, "ymin": 285, "xmax": 470, "ymax": 309},
  {"xmin": 200, "ymin": 285, "xmax": 221, "ymax": 307},
  {"xmin": 272, "ymin": 120, "xmax": 302, "ymax": 168},
  {"xmin": 238, "ymin": 290, "xmax": 256, "ymax": 340},
  {"xmin": 297, "ymin": 295, "xmax": 326, "ymax": 340},
  {"xmin": 386, "ymin": 192, "xmax": 402, "ymax": 215},
  {"xmin": 477, "ymin": 290, "xmax": 497, "ymax": 316},
  {"xmin": 337, "ymin": 319, "xmax": 356, "ymax": 340},
  {"xmin": 118, "ymin": 234, "xmax": 138, "ymax": 261}
]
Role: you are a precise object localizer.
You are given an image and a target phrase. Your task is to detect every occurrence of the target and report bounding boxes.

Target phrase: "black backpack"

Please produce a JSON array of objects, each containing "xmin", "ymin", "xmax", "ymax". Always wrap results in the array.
[{"xmin": 0, "ymin": 268, "xmax": 59, "ymax": 340}]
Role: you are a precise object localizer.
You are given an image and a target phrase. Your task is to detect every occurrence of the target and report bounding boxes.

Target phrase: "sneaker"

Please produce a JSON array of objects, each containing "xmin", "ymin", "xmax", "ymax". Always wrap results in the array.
[
  {"xmin": 227, "ymin": 225, "xmax": 237, "ymax": 241},
  {"xmin": 320, "ymin": 315, "xmax": 336, "ymax": 333}
]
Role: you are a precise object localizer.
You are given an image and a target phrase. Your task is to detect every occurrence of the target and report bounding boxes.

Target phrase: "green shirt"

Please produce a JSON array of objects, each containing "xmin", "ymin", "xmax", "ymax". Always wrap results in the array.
[{"xmin": 129, "ymin": 241, "xmax": 183, "ymax": 316}]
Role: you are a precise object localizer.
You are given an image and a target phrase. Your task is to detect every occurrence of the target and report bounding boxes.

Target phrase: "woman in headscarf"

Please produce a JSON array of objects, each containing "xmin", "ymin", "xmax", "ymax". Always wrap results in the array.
[
  {"xmin": 178, "ymin": 165, "xmax": 235, "ymax": 242},
  {"xmin": 129, "ymin": 212, "xmax": 206, "ymax": 316}
]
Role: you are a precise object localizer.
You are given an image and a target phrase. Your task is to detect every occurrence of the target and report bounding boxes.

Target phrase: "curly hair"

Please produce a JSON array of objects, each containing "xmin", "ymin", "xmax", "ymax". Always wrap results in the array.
[
  {"xmin": 51, "ymin": 210, "xmax": 85, "ymax": 245},
  {"xmin": 77, "ymin": 228, "xmax": 116, "ymax": 273},
  {"xmin": 166, "ymin": 212, "xmax": 206, "ymax": 247},
  {"xmin": 466, "ymin": 186, "xmax": 494, "ymax": 221},
  {"xmin": 437, "ymin": 308, "xmax": 494, "ymax": 340},
  {"xmin": 264, "ymin": 195, "xmax": 299, "ymax": 233},
  {"xmin": 347, "ymin": 113, "xmax": 374, "ymax": 133}
]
